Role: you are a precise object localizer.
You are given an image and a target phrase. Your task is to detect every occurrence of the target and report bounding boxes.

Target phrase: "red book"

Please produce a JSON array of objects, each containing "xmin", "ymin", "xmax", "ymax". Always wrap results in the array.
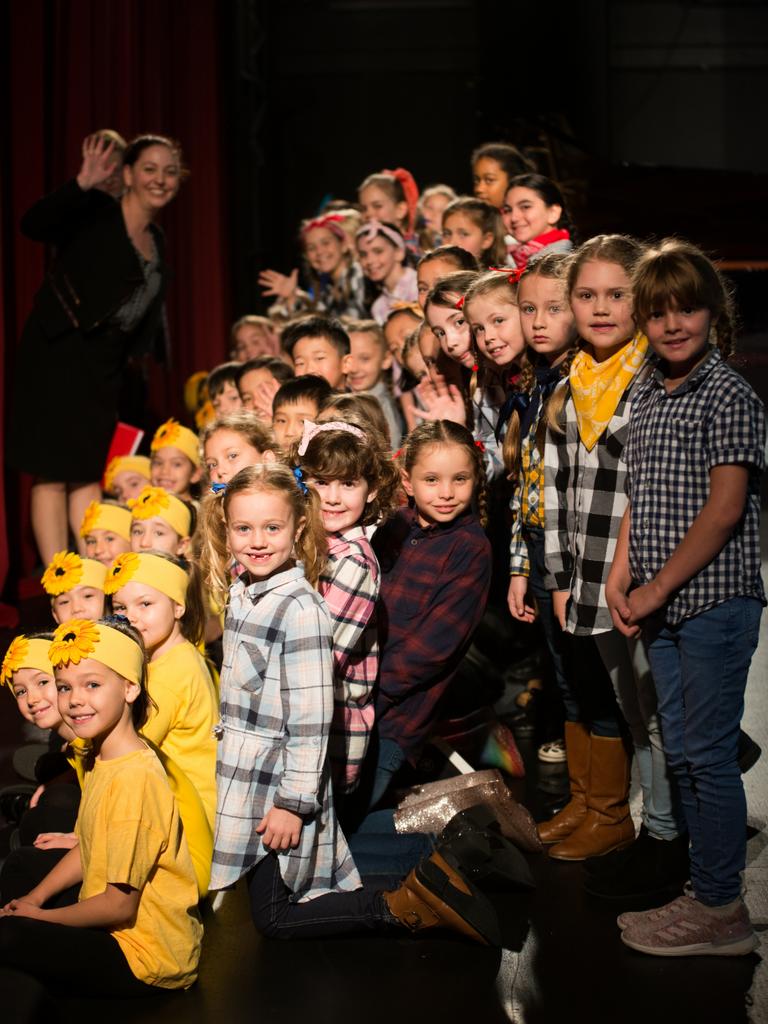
[{"xmin": 101, "ymin": 423, "xmax": 145, "ymax": 488}]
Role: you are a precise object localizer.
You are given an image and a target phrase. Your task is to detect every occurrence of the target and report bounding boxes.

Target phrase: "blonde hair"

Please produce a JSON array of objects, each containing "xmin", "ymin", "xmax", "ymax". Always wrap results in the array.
[
  {"xmin": 632, "ymin": 238, "xmax": 735, "ymax": 360},
  {"xmin": 200, "ymin": 413, "xmax": 281, "ymax": 470},
  {"xmin": 200, "ymin": 464, "xmax": 328, "ymax": 604}
]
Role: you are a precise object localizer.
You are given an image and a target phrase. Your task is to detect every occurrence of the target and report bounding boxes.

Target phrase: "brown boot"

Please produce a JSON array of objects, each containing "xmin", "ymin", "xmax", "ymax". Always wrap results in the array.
[
  {"xmin": 548, "ymin": 734, "xmax": 634, "ymax": 861},
  {"xmin": 382, "ymin": 851, "xmax": 501, "ymax": 945},
  {"xmin": 537, "ymin": 721, "xmax": 591, "ymax": 844}
]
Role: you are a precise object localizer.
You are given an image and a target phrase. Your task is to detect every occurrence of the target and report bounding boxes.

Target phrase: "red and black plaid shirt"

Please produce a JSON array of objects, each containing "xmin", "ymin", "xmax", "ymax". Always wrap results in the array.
[{"xmin": 372, "ymin": 508, "xmax": 492, "ymax": 759}]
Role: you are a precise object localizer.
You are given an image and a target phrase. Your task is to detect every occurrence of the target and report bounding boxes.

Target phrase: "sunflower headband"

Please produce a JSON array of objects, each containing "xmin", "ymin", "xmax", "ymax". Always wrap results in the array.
[
  {"xmin": 49, "ymin": 620, "xmax": 143, "ymax": 688},
  {"xmin": 103, "ymin": 455, "xmax": 152, "ymax": 495},
  {"xmin": 128, "ymin": 486, "xmax": 192, "ymax": 539},
  {"xmin": 104, "ymin": 551, "xmax": 188, "ymax": 608},
  {"xmin": 79, "ymin": 501, "xmax": 132, "ymax": 541},
  {"xmin": 151, "ymin": 418, "xmax": 201, "ymax": 467},
  {"xmin": 41, "ymin": 552, "xmax": 108, "ymax": 597},
  {"xmin": 1, "ymin": 636, "xmax": 53, "ymax": 690}
]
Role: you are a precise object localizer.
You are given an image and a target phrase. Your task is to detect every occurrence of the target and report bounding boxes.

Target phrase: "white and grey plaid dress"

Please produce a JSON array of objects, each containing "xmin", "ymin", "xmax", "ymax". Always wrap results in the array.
[
  {"xmin": 544, "ymin": 366, "xmax": 650, "ymax": 635},
  {"xmin": 209, "ymin": 565, "xmax": 361, "ymax": 901}
]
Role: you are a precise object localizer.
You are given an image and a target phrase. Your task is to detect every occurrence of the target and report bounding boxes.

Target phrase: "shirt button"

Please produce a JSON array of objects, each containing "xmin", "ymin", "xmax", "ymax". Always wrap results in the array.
[
  {"xmin": 643, "ymin": 519, "xmax": 650, "ymax": 528},
  {"xmin": 410, "ymin": 539, "xmax": 418, "ymax": 546}
]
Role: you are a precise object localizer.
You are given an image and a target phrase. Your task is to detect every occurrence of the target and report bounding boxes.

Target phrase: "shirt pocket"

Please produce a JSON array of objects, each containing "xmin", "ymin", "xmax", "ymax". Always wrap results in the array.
[
  {"xmin": 672, "ymin": 418, "xmax": 703, "ymax": 459},
  {"xmin": 234, "ymin": 639, "xmax": 269, "ymax": 694}
]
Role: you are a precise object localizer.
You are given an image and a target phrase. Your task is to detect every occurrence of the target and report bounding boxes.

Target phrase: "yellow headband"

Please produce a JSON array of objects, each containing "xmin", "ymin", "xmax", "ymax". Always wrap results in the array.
[
  {"xmin": 79, "ymin": 501, "xmax": 132, "ymax": 540},
  {"xmin": 151, "ymin": 418, "xmax": 201, "ymax": 467},
  {"xmin": 49, "ymin": 619, "xmax": 143, "ymax": 687},
  {"xmin": 104, "ymin": 551, "xmax": 188, "ymax": 608},
  {"xmin": 41, "ymin": 551, "xmax": 108, "ymax": 596},
  {"xmin": 128, "ymin": 486, "xmax": 192, "ymax": 539},
  {"xmin": 2, "ymin": 636, "xmax": 54, "ymax": 690},
  {"xmin": 104, "ymin": 455, "xmax": 152, "ymax": 494}
]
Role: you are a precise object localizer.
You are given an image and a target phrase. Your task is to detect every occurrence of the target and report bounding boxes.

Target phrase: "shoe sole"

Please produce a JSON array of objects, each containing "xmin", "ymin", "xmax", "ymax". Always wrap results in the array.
[
  {"xmin": 548, "ymin": 838, "xmax": 633, "ymax": 862},
  {"xmin": 537, "ymin": 752, "xmax": 567, "ymax": 764},
  {"xmin": 621, "ymin": 930, "xmax": 759, "ymax": 957}
]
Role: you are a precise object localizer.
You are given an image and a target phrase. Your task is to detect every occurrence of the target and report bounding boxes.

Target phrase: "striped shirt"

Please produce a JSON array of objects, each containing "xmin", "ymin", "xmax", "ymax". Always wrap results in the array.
[{"xmin": 625, "ymin": 348, "xmax": 766, "ymax": 624}]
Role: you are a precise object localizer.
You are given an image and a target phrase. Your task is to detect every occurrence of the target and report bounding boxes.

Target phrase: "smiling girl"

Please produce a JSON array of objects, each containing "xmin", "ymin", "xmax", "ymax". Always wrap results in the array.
[
  {"xmin": 201, "ymin": 414, "xmax": 279, "ymax": 487},
  {"xmin": 502, "ymin": 173, "xmax": 573, "ymax": 270},
  {"xmin": 356, "ymin": 221, "xmax": 418, "ymax": 324}
]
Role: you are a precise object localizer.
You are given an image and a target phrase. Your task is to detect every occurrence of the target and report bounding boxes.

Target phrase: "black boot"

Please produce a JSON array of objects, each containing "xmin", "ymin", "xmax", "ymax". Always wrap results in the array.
[
  {"xmin": 584, "ymin": 829, "xmax": 689, "ymax": 900},
  {"xmin": 438, "ymin": 806, "xmax": 535, "ymax": 891}
]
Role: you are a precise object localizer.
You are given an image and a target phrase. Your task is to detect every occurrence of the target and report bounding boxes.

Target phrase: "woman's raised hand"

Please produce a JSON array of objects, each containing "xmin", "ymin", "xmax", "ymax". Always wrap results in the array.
[
  {"xmin": 76, "ymin": 133, "xmax": 119, "ymax": 191},
  {"xmin": 258, "ymin": 268, "xmax": 299, "ymax": 301}
]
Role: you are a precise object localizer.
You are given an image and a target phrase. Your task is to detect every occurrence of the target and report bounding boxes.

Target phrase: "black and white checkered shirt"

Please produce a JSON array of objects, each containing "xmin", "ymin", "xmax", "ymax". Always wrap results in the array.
[{"xmin": 624, "ymin": 348, "xmax": 766, "ymax": 625}]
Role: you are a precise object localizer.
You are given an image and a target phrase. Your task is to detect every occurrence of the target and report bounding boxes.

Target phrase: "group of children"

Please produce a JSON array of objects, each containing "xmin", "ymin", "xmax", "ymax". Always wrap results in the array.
[{"xmin": 0, "ymin": 143, "xmax": 764, "ymax": 998}]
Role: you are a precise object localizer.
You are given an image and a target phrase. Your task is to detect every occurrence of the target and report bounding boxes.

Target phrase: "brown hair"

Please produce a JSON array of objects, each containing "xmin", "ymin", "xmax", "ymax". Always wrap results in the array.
[
  {"xmin": 442, "ymin": 197, "xmax": 507, "ymax": 268},
  {"xmin": 200, "ymin": 413, "xmax": 281, "ymax": 472},
  {"xmin": 318, "ymin": 392, "xmax": 392, "ymax": 449},
  {"xmin": 200, "ymin": 464, "xmax": 328, "ymax": 603},
  {"xmin": 346, "ymin": 319, "xmax": 388, "ymax": 355},
  {"xmin": 291, "ymin": 428, "xmax": 402, "ymax": 527},
  {"xmin": 398, "ymin": 421, "xmax": 488, "ymax": 528},
  {"xmin": 632, "ymin": 238, "xmax": 735, "ymax": 360},
  {"xmin": 99, "ymin": 616, "xmax": 153, "ymax": 730},
  {"xmin": 417, "ymin": 245, "xmax": 480, "ymax": 274}
]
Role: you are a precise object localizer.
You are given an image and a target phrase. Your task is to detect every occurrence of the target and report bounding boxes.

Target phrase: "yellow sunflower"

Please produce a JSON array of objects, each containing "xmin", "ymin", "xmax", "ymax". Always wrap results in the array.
[
  {"xmin": 49, "ymin": 619, "xmax": 100, "ymax": 668},
  {"xmin": 79, "ymin": 500, "xmax": 102, "ymax": 538},
  {"xmin": 1, "ymin": 635, "xmax": 29, "ymax": 687},
  {"xmin": 128, "ymin": 486, "xmax": 170, "ymax": 521},
  {"xmin": 151, "ymin": 418, "xmax": 181, "ymax": 452},
  {"xmin": 104, "ymin": 551, "xmax": 140, "ymax": 595},
  {"xmin": 41, "ymin": 550, "xmax": 83, "ymax": 595}
]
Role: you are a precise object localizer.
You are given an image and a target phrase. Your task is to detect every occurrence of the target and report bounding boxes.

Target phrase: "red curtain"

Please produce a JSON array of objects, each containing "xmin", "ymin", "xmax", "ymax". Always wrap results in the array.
[{"xmin": 1, "ymin": 0, "xmax": 230, "ymax": 591}]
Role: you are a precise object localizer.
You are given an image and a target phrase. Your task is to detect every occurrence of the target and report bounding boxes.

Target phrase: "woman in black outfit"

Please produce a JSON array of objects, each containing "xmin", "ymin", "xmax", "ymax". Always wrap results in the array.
[{"xmin": 8, "ymin": 133, "xmax": 184, "ymax": 564}]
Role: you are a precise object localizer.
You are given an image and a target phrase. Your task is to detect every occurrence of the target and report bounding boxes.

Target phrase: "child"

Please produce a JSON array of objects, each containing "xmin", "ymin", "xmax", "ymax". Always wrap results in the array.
[
  {"xmin": 416, "ymin": 184, "xmax": 457, "ymax": 250},
  {"xmin": 207, "ymin": 361, "xmax": 245, "ymax": 417},
  {"xmin": 356, "ymin": 222, "xmax": 418, "ymax": 324},
  {"xmin": 128, "ymin": 485, "xmax": 194, "ymax": 556},
  {"xmin": 402, "ymin": 326, "xmax": 429, "ymax": 384},
  {"xmin": 293, "ymin": 421, "xmax": 401, "ymax": 793},
  {"xmin": 281, "ymin": 315, "xmax": 351, "ymax": 389},
  {"xmin": 424, "ymin": 270, "xmax": 480, "ymax": 371},
  {"xmin": 271, "ymin": 374, "xmax": 333, "ymax": 449},
  {"xmin": 79, "ymin": 500, "xmax": 132, "ymax": 565},
  {"xmin": 497, "ymin": 256, "xmax": 578, "ymax": 762},
  {"xmin": 0, "ymin": 618, "xmax": 202, "ymax": 995},
  {"xmin": 317, "ymin": 393, "xmax": 393, "ymax": 451},
  {"xmin": 472, "ymin": 141, "xmax": 532, "ymax": 208},
  {"xmin": 199, "ymin": 463, "xmax": 494, "ymax": 942},
  {"xmin": 441, "ymin": 197, "xmax": 507, "ymax": 268},
  {"xmin": 503, "ymin": 173, "xmax": 574, "ymax": 269},
  {"xmin": 464, "ymin": 268, "xmax": 526, "ymax": 376},
  {"xmin": 358, "ymin": 168, "xmax": 420, "ymax": 254},
  {"xmin": 417, "ymin": 245, "xmax": 480, "ymax": 308},
  {"xmin": 236, "ymin": 355, "xmax": 295, "ymax": 422},
  {"xmin": 202, "ymin": 414, "xmax": 279, "ymax": 486},
  {"xmin": 230, "ymin": 314, "xmax": 280, "ymax": 361},
  {"xmin": 103, "ymin": 454, "xmax": 151, "ymax": 504},
  {"xmin": 368, "ymin": 421, "xmax": 492, "ymax": 807},
  {"xmin": 606, "ymin": 239, "xmax": 765, "ymax": 956},
  {"xmin": 345, "ymin": 319, "xmax": 403, "ymax": 448},
  {"xmin": 106, "ymin": 551, "xmax": 217, "ymax": 829},
  {"xmin": 542, "ymin": 235, "xmax": 686, "ymax": 890},
  {"xmin": 150, "ymin": 418, "xmax": 202, "ymax": 501},
  {"xmin": 42, "ymin": 550, "xmax": 107, "ymax": 623}
]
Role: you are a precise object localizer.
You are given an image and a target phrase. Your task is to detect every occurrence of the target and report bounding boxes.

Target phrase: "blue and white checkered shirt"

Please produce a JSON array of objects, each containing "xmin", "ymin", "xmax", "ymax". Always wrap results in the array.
[{"xmin": 624, "ymin": 348, "xmax": 766, "ymax": 625}]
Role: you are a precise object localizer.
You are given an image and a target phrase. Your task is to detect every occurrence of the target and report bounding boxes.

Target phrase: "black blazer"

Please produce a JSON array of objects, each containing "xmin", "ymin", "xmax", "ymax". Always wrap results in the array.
[{"xmin": 21, "ymin": 179, "xmax": 169, "ymax": 358}]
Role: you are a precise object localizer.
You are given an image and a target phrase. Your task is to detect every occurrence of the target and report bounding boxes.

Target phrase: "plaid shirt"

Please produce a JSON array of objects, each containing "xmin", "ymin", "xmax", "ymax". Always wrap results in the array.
[
  {"xmin": 625, "ymin": 348, "xmax": 766, "ymax": 624},
  {"xmin": 544, "ymin": 365, "xmax": 650, "ymax": 635},
  {"xmin": 372, "ymin": 508, "xmax": 492, "ymax": 759},
  {"xmin": 210, "ymin": 565, "xmax": 360, "ymax": 900},
  {"xmin": 510, "ymin": 413, "xmax": 545, "ymax": 576},
  {"xmin": 318, "ymin": 528, "xmax": 380, "ymax": 794}
]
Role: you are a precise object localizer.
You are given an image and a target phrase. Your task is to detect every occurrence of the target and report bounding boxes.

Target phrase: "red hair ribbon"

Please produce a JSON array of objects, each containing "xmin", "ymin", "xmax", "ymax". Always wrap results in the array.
[
  {"xmin": 472, "ymin": 363, "xmax": 479, "ymax": 373},
  {"xmin": 382, "ymin": 167, "xmax": 419, "ymax": 234},
  {"xmin": 392, "ymin": 448, "xmax": 403, "ymax": 460},
  {"xmin": 489, "ymin": 265, "xmax": 526, "ymax": 285},
  {"xmin": 475, "ymin": 439, "xmax": 486, "ymax": 453},
  {"xmin": 454, "ymin": 296, "xmax": 465, "ymax": 310},
  {"xmin": 302, "ymin": 213, "xmax": 346, "ymax": 238}
]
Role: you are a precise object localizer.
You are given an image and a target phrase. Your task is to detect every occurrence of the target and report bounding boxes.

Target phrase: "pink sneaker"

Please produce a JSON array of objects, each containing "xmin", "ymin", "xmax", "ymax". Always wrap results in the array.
[{"xmin": 620, "ymin": 891, "xmax": 758, "ymax": 957}]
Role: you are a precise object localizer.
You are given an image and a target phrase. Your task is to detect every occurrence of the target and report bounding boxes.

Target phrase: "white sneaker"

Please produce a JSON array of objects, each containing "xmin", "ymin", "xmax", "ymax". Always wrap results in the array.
[{"xmin": 538, "ymin": 739, "xmax": 566, "ymax": 764}]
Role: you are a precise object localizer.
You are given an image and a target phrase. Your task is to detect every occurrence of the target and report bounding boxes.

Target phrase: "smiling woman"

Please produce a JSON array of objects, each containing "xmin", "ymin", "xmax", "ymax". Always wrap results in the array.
[{"xmin": 7, "ymin": 133, "xmax": 187, "ymax": 569}]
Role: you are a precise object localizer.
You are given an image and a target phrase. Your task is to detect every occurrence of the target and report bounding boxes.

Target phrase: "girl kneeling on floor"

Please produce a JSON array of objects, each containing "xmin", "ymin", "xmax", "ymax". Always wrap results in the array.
[{"xmin": 0, "ymin": 617, "xmax": 202, "ymax": 996}]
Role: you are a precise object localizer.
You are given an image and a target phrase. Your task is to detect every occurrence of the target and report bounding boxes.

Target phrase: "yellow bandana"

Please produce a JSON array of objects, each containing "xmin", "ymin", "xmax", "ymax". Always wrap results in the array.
[
  {"xmin": 128, "ymin": 486, "xmax": 192, "ymax": 539},
  {"xmin": 151, "ymin": 418, "xmax": 201, "ymax": 467},
  {"xmin": 79, "ymin": 501, "xmax": 132, "ymax": 540},
  {"xmin": 104, "ymin": 551, "xmax": 188, "ymax": 609},
  {"xmin": 41, "ymin": 551, "xmax": 108, "ymax": 596},
  {"xmin": 103, "ymin": 455, "xmax": 151, "ymax": 495},
  {"xmin": 49, "ymin": 619, "xmax": 143, "ymax": 687},
  {"xmin": 2, "ymin": 636, "xmax": 54, "ymax": 689},
  {"xmin": 569, "ymin": 331, "xmax": 649, "ymax": 451}
]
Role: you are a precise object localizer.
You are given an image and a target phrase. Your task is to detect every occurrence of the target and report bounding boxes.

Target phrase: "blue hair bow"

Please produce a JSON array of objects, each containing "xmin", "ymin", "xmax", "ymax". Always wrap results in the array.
[
  {"xmin": 293, "ymin": 467, "xmax": 309, "ymax": 496},
  {"xmin": 210, "ymin": 482, "xmax": 227, "ymax": 494}
]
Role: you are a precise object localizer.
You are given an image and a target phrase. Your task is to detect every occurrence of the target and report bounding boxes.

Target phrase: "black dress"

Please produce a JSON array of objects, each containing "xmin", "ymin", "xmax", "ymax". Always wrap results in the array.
[{"xmin": 8, "ymin": 180, "xmax": 168, "ymax": 482}]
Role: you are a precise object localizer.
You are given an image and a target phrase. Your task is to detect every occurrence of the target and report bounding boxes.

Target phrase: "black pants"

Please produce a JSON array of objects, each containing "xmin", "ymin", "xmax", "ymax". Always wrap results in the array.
[
  {"xmin": 246, "ymin": 852, "xmax": 389, "ymax": 939},
  {"xmin": 0, "ymin": 917, "xmax": 155, "ymax": 997}
]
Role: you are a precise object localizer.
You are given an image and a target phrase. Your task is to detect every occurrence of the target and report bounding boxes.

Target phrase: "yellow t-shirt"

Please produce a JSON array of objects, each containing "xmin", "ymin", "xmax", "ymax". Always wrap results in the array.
[
  {"xmin": 76, "ymin": 747, "xmax": 202, "ymax": 989},
  {"xmin": 143, "ymin": 640, "xmax": 218, "ymax": 829}
]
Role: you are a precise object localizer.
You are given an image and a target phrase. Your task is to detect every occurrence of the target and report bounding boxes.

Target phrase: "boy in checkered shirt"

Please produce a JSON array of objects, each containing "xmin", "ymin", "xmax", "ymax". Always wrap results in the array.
[{"xmin": 607, "ymin": 239, "xmax": 765, "ymax": 958}]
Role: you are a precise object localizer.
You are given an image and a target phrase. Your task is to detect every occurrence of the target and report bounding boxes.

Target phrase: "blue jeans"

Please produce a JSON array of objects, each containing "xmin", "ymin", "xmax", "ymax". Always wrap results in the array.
[
  {"xmin": 595, "ymin": 630, "xmax": 683, "ymax": 841},
  {"xmin": 349, "ymin": 809, "xmax": 433, "ymax": 881},
  {"xmin": 643, "ymin": 597, "xmax": 762, "ymax": 905}
]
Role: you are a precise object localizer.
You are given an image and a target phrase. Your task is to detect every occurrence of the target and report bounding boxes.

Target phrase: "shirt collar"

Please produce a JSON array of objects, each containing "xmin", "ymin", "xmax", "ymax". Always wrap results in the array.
[
  {"xmin": 231, "ymin": 563, "xmax": 306, "ymax": 602},
  {"xmin": 650, "ymin": 345, "xmax": 721, "ymax": 396},
  {"xmin": 405, "ymin": 505, "xmax": 478, "ymax": 539},
  {"xmin": 328, "ymin": 525, "xmax": 368, "ymax": 554}
]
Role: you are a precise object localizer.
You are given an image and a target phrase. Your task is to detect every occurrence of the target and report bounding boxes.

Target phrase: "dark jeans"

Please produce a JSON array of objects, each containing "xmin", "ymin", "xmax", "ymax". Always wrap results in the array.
[
  {"xmin": 524, "ymin": 526, "xmax": 569, "ymax": 734},
  {"xmin": 348, "ymin": 809, "xmax": 433, "ymax": 881},
  {"xmin": 246, "ymin": 852, "xmax": 389, "ymax": 939},
  {"xmin": 0, "ymin": 917, "xmax": 155, "ymax": 997}
]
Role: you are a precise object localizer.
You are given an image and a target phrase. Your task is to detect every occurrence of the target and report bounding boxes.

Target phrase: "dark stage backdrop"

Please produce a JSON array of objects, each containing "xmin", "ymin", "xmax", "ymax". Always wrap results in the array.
[{"xmin": 0, "ymin": 0, "xmax": 231, "ymax": 592}]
